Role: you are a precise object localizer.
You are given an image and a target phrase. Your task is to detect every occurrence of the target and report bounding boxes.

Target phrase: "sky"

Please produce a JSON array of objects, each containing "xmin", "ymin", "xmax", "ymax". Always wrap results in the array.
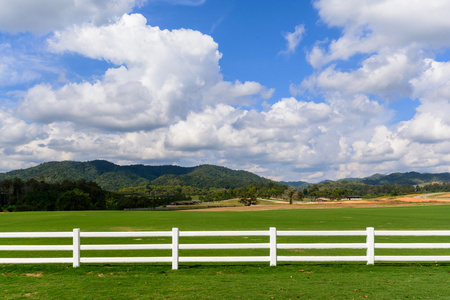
[{"xmin": 2, "ymin": 0, "xmax": 450, "ymax": 182}]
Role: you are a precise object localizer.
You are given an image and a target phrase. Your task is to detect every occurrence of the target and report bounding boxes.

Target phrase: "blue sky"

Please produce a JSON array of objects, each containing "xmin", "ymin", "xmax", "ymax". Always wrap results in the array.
[{"xmin": 1, "ymin": 0, "xmax": 450, "ymax": 182}]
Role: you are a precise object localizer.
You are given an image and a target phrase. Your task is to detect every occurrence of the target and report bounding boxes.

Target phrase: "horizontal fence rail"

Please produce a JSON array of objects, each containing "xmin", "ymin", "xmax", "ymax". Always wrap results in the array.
[{"xmin": 1, "ymin": 228, "xmax": 449, "ymax": 269}]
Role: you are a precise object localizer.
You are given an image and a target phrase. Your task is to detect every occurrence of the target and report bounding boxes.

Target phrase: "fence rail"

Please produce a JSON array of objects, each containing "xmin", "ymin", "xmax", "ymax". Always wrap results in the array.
[{"xmin": 1, "ymin": 227, "xmax": 449, "ymax": 269}]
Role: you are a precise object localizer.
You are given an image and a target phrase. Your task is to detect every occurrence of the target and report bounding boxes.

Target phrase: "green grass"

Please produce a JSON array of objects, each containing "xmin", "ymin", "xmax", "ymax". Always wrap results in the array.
[
  {"xmin": 2, "ymin": 204, "xmax": 449, "ymax": 231},
  {"xmin": 1, "ymin": 205, "xmax": 450, "ymax": 299},
  {"xmin": 1, "ymin": 263, "xmax": 449, "ymax": 299}
]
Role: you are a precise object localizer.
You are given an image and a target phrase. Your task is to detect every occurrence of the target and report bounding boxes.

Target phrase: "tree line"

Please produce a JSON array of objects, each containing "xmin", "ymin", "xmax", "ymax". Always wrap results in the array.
[
  {"xmin": 2, "ymin": 177, "xmax": 450, "ymax": 212},
  {"xmin": 0, "ymin": 178, "xmax": 191, "ymax": 212},
  {"xmin": 119, "ymin": 182, "xmax": 288, "ymax": 202},
  {"xmin": 0, "ymin": 178, "xmax": 289, "ymax": 212},
  {"xmin": 294, "ymin": 180, "xmax": 450, "ymax": 200}
]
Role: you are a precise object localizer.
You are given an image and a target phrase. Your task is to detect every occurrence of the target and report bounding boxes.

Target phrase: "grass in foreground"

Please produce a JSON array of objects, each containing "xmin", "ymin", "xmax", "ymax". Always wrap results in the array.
[
  {"xmin": 1, "ymin": 263, "xmax": 449, "ymax": 299},
  {"xmin": 2, "ymin": 204, "xmax": 450, "ymax": 231},
  {"xmin": 1, "ymin": 205, "xmax": 450, "ymax": 299}
]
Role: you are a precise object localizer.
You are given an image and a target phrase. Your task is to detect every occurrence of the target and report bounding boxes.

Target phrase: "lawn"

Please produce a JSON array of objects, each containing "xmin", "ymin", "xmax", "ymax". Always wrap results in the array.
[
  {"xmin": 2, "ymin": 204, "xmax": 450, "ymax": 231},
  {"xmin": 1, "ymin": 205, "xmax": 449, "ymax": 299},
  {"xmin": 2, "ymin": 263, "xmax": 449, "ymax": 299}
]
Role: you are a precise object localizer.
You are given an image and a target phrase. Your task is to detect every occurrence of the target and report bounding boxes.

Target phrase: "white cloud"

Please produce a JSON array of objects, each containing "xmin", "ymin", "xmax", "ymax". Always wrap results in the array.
[
  {"xmin": 312, "ymin": 0, "xmax": 450, "ymax": 66},
  {"xmin": 303, "ymin": 49, "xmax": 423, "ymax": 98},
  {"xmin": 286, "ymin": 0, "xmax": 450, "ymax": 181},
  {"xmin": 150, "ymin": 0, "xmax": 206, "ymax": 5},
  {"xmin": 410, "ymin": 59, "xmax": 450, "ymax": 102},
  {"xmin": 163, "ymin": 95, "xmax": 395, "ymax": 181},
  {"xmin": 203, "ymin": 80, "xmax": 274, "ymax": 106},
  {"xmin": 0, "ymin": 109, "xmax": 46, "ymax": 146},
  {"xmin": 398, "ymin": 59, "xmax": 450, "ymax": 143},
  {"xmin": 280, "ymin": 24, "xmax": 305, "ymax": 55},
  {"xmin": 0, "ymin": 0, "xmax": 143, "ymax": 34},
  {"xmin": 18, "ymin": 14, "xmax": 271, "ymax": 132},
  {"xmin": 303, "ymin": 0, "xmax": 450, "ymax": 100},
  {"xmin": 399, "ymin": 111, "xmax": 450, "ymax": 143},
  {"xmin": 4, "ymin": 1, "xmax": 450, "ymax": 182}
]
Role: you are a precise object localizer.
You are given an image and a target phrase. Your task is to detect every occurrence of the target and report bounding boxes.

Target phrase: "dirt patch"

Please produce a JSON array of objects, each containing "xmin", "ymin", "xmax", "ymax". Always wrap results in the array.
[
  {"xmin": 24, "ymin": 272, "xmax": 42, "ymax": 277},
  {"xmin": 23, "ymin": 292, "xmax": 38, "ymax": 297},
  {"xmin": 381, "ymin": 194, "xmax": 450, "ymax": 203},
  {"xmin": 186, "ymin": 196, "xmax": 450, "ymax": 211}
]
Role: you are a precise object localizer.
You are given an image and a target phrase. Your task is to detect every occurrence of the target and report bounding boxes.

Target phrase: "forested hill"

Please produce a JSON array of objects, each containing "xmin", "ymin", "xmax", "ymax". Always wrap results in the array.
[
  {"xmin": 280, "ymin": 181, "xmax": 311, "ymax": 189},
  {"xmin": 283, "ymin": 172, "xmax": 450, "ymax": 188},
  {"xmin": 356, "ymin": 172, "xmax": 450, "ymax": 185},
  {"xmin": 0, "ymin": 160, "xmax": 272, "ymax": 191},
  {"xmin": 2, "ymin": 160, "xmax": 449, "ymax": 192}
]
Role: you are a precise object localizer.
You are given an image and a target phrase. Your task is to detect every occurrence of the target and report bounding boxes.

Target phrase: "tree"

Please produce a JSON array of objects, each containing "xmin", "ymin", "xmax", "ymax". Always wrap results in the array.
[
  {"xmin": 55, "ymin": 189, "xmax": 91, "ymax": 211},
  {"xmin": 284, "ymin": 187, "xmax": 297, "ymax": 204},
  {"xmin": 239, "ymin": 192, "xmax": 258, "ymax": 206}
]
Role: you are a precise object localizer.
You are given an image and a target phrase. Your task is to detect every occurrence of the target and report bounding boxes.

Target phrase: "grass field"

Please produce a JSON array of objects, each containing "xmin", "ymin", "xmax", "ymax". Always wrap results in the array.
[{"xmin": 1, "ymin": 205, "xmax": 449, "ymax": 299}]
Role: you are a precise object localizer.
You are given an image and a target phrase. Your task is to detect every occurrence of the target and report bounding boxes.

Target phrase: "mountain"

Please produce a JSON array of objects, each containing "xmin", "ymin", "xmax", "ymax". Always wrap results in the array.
[
  {"xmin": 359, "ymin": 171, "xmax": 450, "ymax": 185},
  {"xmin": 150, "ymin": 164, "xmax": 271, "ymax": 189},
  {"xmin": 283, "ymin": 171, "xmax": 450, "ymax": 189},
  {"xmin": 0, "ymin": 160, "xmax": 272, "ymax": 191},
  {"xmin": 333, "ymin": 172, "xmax": 450, "ymax": 186},
  {"xmin": 280, "ymin": 181, "xmax": 311, "ymax": 189},
  {"xmin": 2, "ymin": 160, "xmax": 450, "ymax": 191}
]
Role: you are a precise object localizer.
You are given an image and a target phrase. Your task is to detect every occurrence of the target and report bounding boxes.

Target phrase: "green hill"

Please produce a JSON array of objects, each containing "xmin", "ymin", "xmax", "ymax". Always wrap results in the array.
[
  {"xmin": 151, "ymin": 164, "xmax": 271, "ymax": 189},
  {"xmin": 280, "ymin": 181, "xmax": 311, "ymax": 189},
  {"xmin": 2, "ymin": 160, "xmax": 450, "ymax": 192},
  {"xmin": 359, "ymin": 171, "xmax": 450, "ymax": 185},
  {"xmin": 0, "ymin": 160, "xmax": 271, "ymax": 191}
]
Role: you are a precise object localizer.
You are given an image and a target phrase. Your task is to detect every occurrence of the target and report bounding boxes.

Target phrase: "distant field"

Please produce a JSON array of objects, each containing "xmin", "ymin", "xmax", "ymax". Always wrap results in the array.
[
  {"xmin": 172, "ymin": 194, "xmax": 450, "ymax": 211},
  {"xmin": 1, "ymin": 206, "xmax": 449, "ymax": 299},
  {"xmin": 2, "ymin": 204, "xmax": 449, "ymax": 231}
]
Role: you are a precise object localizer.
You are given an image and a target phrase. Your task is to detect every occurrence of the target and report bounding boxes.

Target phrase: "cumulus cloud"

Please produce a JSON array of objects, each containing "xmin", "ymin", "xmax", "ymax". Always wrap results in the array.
[
  {"xmin": 0, "ymin": 0, "xmax": 144, "ymax": 34},
  {"xmin": 311, "ymin": 0, "xmax": 450, "ymax": 66},
  {"xmin": 303, "ymin": 49, "xmax": 423, "ymax": 98},
  {"xmin": 281, "ymin": 0, "xmax": 450, "ymax": 180},
  {"xmin": 410, "ymin": 59, "xmax": 450, "ymax": 102},
  {"xmin": 4, "ymin": 1, "xmax": 450, "ymax": 182},
  {"xmin": 0, "ymin": 109, "xmax": 46, "ymax": 146},
  {"xmin": 396, "ymin": 59, "xmax": 450, "ymax": 144},
  {"xmin": 163, "ymin": 95, "xmax": 397, "ymax": 182},
  {"xmin": 152, "ymin": 0, "xmax": 206, "ymax": 5},
  {"xmin": 17, "ymin": 14, "xmax": 271, "ymax": 132},
  {"xmin": 303, "ymin": 0, "xmax": 450, "ymax": 99}
]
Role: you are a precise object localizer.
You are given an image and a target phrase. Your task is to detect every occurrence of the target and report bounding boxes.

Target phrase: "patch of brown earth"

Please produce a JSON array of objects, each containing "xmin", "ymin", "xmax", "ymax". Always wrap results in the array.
[
  {"xmin": 24, "ymin": 272, "xmax": 42, "ymax": 277},
  {"xmin": 186, "ymin": 196, "xmax": 450, "ymax": 211}
]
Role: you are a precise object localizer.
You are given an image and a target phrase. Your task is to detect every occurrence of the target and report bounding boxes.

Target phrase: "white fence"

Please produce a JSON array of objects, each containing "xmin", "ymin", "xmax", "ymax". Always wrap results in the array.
[{"xmin": 1, "ymin": 227, "xmax": 449, "ymax": 269}]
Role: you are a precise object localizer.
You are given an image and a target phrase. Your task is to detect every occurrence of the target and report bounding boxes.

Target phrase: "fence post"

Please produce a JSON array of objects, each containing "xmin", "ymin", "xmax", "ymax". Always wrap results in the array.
[
  {"xmin": 366, "ymin": 227, "xmax": 375, "ymax": 265},
  {"xmin": 73, "ymin": 228, "xmax": 80, "ymax": 268},
  {"xmin": 172, "ymin": 228, "xmax": 179, "ymax": 270},
  {"xmin": 270, "ymin": 227, "xmax": 277, "ymax": 266}
]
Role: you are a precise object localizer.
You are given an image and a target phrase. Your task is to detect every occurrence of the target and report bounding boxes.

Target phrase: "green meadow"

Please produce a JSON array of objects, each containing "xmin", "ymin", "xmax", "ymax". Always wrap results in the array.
[
  {"xmin": 1, "ymin": 205, "xmax": 449, "ymax": 299},
  {"xmin": 2, "ymin": 204, "xmax": 450, "ymax": 231}
]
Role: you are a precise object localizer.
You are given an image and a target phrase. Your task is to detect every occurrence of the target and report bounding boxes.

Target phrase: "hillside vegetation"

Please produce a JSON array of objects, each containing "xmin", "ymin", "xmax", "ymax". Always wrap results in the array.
[
  {"xmin": 0, "ymin": 160, "xmax": 271, "ymax": 191},
  {"xmin": 0, "ymin": 161, "xmax": 286, "ymax": 212},
  {"xmin": 284, "ymin": 171, "xmax": 450, "ymax": 188},
  {"xmin": 2, "ymin": 160, "xmax": 450, "ymax": 213},
  {"xmin": 358, "ymin": 171, "xmax": 450, "ymax": 185}
]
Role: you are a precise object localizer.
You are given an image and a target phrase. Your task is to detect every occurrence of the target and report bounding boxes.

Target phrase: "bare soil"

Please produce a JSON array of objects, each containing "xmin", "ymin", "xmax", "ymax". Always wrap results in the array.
[{"xmin": 186, "ymin": 194, "xmax": 450, "ymax": 211}]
